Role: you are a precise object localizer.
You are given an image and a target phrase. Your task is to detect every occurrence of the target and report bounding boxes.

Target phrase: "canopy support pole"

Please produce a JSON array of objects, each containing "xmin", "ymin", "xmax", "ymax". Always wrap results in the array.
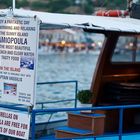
[{"xmin": 12, "ymin": 0, "xmax": 15, "ymax": 10}]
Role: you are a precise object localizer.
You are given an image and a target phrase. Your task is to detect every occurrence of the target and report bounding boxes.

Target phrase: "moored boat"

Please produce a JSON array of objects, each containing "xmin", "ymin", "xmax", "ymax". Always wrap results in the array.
[{"xmin": 0, "ymin": 0, "xmax": 140, "ymax": 140}]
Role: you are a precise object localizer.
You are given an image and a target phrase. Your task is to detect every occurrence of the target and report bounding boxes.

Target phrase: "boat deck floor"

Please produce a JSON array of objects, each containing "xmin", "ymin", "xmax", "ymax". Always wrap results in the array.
[{"xmin": 38, "ymin": 133, "xmax": 140, "ymax": 140}]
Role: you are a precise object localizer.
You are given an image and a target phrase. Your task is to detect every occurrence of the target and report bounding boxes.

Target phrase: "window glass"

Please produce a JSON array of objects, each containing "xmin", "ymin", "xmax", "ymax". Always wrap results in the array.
[{"xmin": 112, "ymin": 35, "xmax": 140, "ymax": 62}]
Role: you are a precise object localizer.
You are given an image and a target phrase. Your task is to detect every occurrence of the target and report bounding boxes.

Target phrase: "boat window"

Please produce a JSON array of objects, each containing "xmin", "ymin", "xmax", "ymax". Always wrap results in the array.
[{"xmin": 112, "ymin": 35, "xmax": 140, "ymax": 62}]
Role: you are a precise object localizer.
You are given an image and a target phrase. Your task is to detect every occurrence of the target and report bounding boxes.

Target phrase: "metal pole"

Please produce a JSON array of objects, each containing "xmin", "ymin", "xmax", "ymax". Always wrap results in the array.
[
  {"xmin": 119, "ymin": 108, "xmax": 124, "ymax": 140},
  {"xmin": 12, "ymin": 0, "xmax": 15, "ymax": 9},
  {"xmin": 75, "ymin": 81, "xmax": 78, "ymax": 108},
  {"xmin": 31, "ymin": 111, "xmax": 35, "ymax": 140}
]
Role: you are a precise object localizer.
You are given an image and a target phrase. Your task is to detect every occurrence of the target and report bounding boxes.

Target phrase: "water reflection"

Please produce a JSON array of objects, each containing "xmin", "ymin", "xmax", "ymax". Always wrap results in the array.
[{"xmin": 37, "ymin": 53, "xmax": 98, "ymax": 103}]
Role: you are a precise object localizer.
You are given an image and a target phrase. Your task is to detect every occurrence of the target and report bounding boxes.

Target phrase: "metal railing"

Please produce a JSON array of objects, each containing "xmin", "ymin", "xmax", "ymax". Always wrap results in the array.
[
  {"xmin": 0, "ymin": 102, "xmax": 140, "ymax": 139},
  {"xmin": 37, "ymin": 80, "xmax": 78, "ymax": 109},
  {"xmin": 1, "ymin": 80, "xmax": 140, "ymax": 140},
  {"xmin": 31, "ymin": 104, "xmax": 140, "ymax": 140},
  {"xmin": 0, "ymin": 80, "xmax": 78, "ymax": 140}
]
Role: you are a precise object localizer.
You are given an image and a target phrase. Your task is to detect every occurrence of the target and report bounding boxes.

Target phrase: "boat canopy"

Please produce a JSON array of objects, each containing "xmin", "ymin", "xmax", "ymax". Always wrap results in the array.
[{"xmin": 0, "ymin": 8, "xmax": 140, "ymax": 33}]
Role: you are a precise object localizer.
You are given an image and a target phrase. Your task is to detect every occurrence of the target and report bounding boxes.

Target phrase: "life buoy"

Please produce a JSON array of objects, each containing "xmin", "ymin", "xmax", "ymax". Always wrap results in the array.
[{"xmin": 96, "ymin": 10, "xmax": 129, "ymax": 17}]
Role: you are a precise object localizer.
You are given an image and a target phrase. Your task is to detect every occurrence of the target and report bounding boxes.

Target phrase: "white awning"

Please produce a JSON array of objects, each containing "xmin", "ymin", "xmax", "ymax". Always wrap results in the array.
[{"xmin": 0, "ymin": 8, "xmax": 140, "ymax": 33}]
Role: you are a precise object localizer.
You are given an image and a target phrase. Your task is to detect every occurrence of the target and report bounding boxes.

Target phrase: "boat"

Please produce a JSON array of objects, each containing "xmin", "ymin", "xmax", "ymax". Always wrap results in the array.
[{"xmin": 0, "ymin": 0, "xmax": 140, "ymax": 140}]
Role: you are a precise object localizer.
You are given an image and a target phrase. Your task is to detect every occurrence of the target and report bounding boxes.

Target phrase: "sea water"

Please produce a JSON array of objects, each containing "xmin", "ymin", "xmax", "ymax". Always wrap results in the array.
[
  {"xmin": 36, "ymin": 53, "xmax": 98, "ymax": 121},
  {"xmin": 37, "ymin": 53, "xmax": 98, "ymax": 102}
]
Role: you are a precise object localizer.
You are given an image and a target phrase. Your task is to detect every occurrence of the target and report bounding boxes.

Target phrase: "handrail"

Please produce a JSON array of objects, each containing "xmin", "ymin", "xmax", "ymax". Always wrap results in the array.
[
  {"xmin": 37, "ymin": 99, "xmax": 75, "ymax": 104},
  {"xmin": 31, "ymin": 104, "xmax": 140, "ymax": 140},
  {"xmin": 0, "ymin": 104, "xmax": 28, "ymax": 111},
  {"xmin": 0, "ymin": 103, "xmax": 140, "ymax": 139},
  {"xmin": 4, "ymin": 80, "xmax": 140, "ymax": 140},
  {"xmin": 37, "ymin": 80, "xmax": 78, "ymax": 85},
  {"xmin": 37, "ymin": 80, "xmax": 78, "ymax": 108},
  {"xmin": 33, "ymin": 104, "xmax": 140, "ymax": 112},
  {"xmin": 36, "ymin": 99, "xmax": 75, "ymax": 109}
]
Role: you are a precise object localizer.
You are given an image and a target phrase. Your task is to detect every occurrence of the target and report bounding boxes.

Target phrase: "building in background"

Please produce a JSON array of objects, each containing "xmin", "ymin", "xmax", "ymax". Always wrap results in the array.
[{"xmin": 39, "ymin": 29, "xmax": 88, "ymax": 54}]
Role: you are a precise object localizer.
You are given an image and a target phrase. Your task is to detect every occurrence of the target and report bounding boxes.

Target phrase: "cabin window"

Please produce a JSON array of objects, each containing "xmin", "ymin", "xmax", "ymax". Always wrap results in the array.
[{"xmin": 112, "ymin": 35, "xmax": 140, "ymax": 62}]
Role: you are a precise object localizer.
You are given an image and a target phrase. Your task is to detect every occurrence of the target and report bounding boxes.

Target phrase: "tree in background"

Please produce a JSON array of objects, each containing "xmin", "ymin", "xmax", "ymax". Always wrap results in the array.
[
  {"xmin": 86, "ymin": 0, "xmax": 94, "ymax": 14},
  {"xmin": 31, "ymin": 0, "xmax": 93, "ymax": 14},
  {"xmin": 0, "ymin": 0, "xmax": 12, "ymax": 8},
  {"xmin": 31, "ymin": 1, "xmax": 48, "ymax": 10},
  {"xmin": 79, "ymin": 0, "xmax": 93, "ymax": 14},
  {"xmin": 0, "ymin": 0, "xmax": 29, "ymax": 9},
  {"xmin": 96, "ymin": 0, "xmax": 127, "ymax": 10},
  {"xmin": 46, "ymin": 0, "xmax": 73, "ymax": 13},
  {"xmin": 16, "ymin": 0, "xmax": 29, "ymax": 8}
]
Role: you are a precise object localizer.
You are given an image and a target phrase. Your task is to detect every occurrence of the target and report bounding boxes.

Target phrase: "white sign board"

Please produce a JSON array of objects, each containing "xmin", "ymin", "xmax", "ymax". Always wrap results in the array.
[
  {"xmin": 0, "ymin": 109, "xmax": 30, "ymax": 139},
  {"xmin": 0, "ymin": 17, "xmax": 40, "ymax": 106}
]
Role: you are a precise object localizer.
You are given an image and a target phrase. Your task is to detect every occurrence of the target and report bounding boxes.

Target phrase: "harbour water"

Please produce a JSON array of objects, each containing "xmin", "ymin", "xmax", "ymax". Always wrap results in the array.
[
  {"xmin": 36, "ymin": 53, "xmax": 99, "ymax": 121},
  {"xmin": 37, "ymin": 53, "xmax": 98, "ymax": 102}
]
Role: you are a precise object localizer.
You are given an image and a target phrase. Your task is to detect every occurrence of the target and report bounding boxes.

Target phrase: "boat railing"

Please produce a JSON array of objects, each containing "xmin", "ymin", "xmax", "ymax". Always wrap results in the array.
[
  {"xmin": 36, "ymin": 80, "xmax": 78, "ymax": 109},
  {"xmin": 0, "ymin": 103, "xmax": 140, "ymax": 139},
  {"xmin": 1, "ymin": 80, "xmax": 140, "ymax": 139},
  {"xmin": 31, "ymin": 104, "xmax": 140, "ymax": 140}
]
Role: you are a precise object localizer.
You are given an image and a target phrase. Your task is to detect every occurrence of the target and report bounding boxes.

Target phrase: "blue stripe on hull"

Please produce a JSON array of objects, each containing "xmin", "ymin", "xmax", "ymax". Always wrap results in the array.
[{"xmin": 38, "ymin": 133, "xmax": 140, "ymax": 140}]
